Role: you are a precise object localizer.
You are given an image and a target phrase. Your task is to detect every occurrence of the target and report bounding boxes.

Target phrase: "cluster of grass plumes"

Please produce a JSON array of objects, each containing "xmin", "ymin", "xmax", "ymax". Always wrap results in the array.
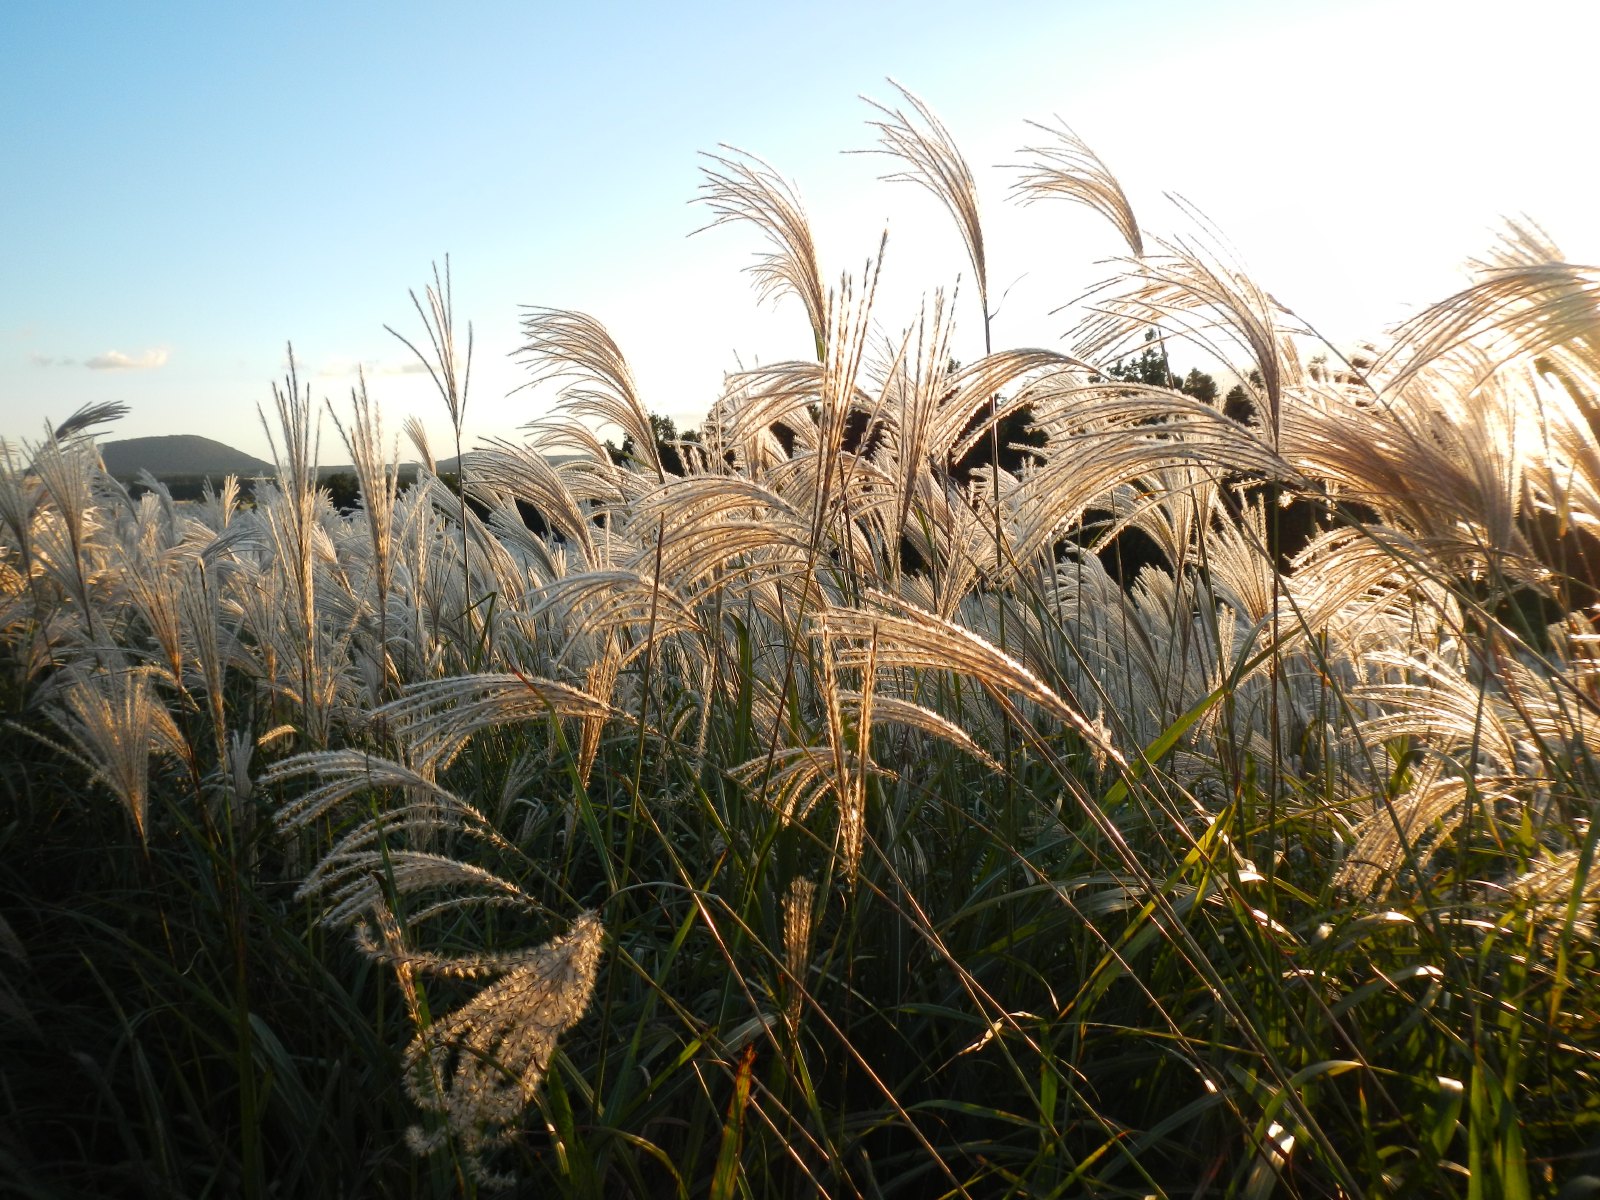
[{"xmin": 5, "ymin": 83, "xmax": 1600, "ymax": 1196}]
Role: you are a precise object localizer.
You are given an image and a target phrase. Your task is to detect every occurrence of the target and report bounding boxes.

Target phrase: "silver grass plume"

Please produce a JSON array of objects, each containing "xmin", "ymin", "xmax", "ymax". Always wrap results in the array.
[
  {"xmin": 257, "ymin": 352, "xmax": 331, "ymax": 743},
  {"xmin": 1010, "ymin": 117, "xmax": 1143, "ymax": 258},
  {"xmin": 829, "ymin": 591, "xmax": 1124, "ymax": 768},
  {"xmin": 841, "ymin": 627, "xmax": 877, "ymax": 884},
  {"xmin": 373, "ymin": 673, "xmax": 613, "ymax": 771},
  {"xmin": 44, "ymin": 667, "xmax": 182, "ymax": 843},
  {"xmin": 782, "ymin": 876, "xmax": 817, "ymax": 1038},
  {"xmin": 1074, "ymin": 227, "xmax": 1298, "ymax": 440},
  {"xmin": 1379, "ymin": 222, "xmax": 1600, "ymax": 393},
  {"xmin": 29, "ymin": 437, "xmax": 109, "ymax": 649},
  {"xmin": 390, "ymin": 909, "xmax": 604, "ymax": 1187},
  {"xmin": 697, "ymin": 146, "xmax": 829, "ymax": 358},
  {"xmin": 514, "ymin": 308, "xmax": 662, "ymax": 481},
  {"xmin": 330, "ymin": 374, "xmax": 402, "ymax": 701},
  {"xmin": 0, "ymin": 440, "xmax": 42, "ymax": 588},
  {"xmin": 862, "ymin": 79, "xmax": 988, "ymax": 326},
  {"xmin": 51, "ymin": 401, "xmax": 130, "ymax": 444},
  {"xmin": 1510, "ymin": 848, "xmax": 1600, "ymax": 936}
]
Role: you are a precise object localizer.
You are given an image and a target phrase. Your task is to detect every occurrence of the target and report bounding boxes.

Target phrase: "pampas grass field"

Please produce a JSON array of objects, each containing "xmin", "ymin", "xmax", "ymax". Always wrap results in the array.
[{"xmin": 5, "ymin": 86, "xmax": 1600, "ymax": 1197}]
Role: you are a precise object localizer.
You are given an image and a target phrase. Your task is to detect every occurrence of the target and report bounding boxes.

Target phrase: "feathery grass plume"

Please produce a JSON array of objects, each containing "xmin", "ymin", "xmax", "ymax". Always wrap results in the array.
[
  {"xmin": 191, "ymin": 473, "xmax": 241, "ymax": 534},
  {"xmin": 810, "ymin": 238, "xmax": 888, "ymax": 544},
  {"xmin": 402, "ymin": 415, "xmax": 436, "ymax": 474},
  {"xmin": 109, "ymin": 533, "xmax": 183, "ymax": 683},
  {"xmin": 839, "ymin": 689, "xmax": 1001, "ymax": 770},
  {"xmin": 44, "ymin": 666, "xmax": 182, "ymax": 842},
  {"xmin": 1511, "ymin": 847, "xmax": 1600, "ymax": 935},
  {"xmin": 373, "ymin": 673, "xmax": 613, "ymax": 770},
  {"xmin": 372, "ymin": 897, "xmax": 425, "ymax": 1028},
  {"xmin": 702, "ymin": 361, "xmax": 822, "ymax": 475},
  {"xmin": 308, "ymin": 850, "xmax": 533, "ymax": 930},
  {"xmin": 1281, "ymin": 370, "xmax": 1539, "ymax": 579},
  {"xmin": 782, "ymin": 876, "xmax": 817, "ymax": 1037},
  {"xmin": 815, "ymin": 617, "xmax": 854, "ymax": 860},
  {"xmin": 1335, "ymin": 773, "xmax": 1491, "ymax": 901},
  {"xmin": 1202, "ymin": 495, "xmax": 1281, "ymax": 623},
  {"xmin": 861, "ymin": 79, "xmax": 987, "ymax": 324},
  {"xmin": 271, "ymin": 748, "xmax": 528, "ymax": 925},
  {"xmin": 1283, "ymin": 524, "xmax": 1458, "ymax": 646},
  {"xmin": 576, "ymin": 633, "xmax": 621, "ymax": 787},
  {"xmin": 1010, "ymin": 117, "xmax": 1144, "ymax": 258},
  {"xmin": 828, "ymin": 590, "xmax": 1123, "ymax": 766},
  {"xmin": 357, "ymin": 906, "xmax": 579, "ymax": 982},
  {"xmin": 295, "ymin": 798, "xmax": 508, "ymax": 881},
  {"xmin": 1074, "ymin": 226, "xmax": 1298, "ymax": 439},
  {"xmin": 839, "ymin": 627, "xmax": 878, "ymax": 883},
  {"xmin": 925, "ymin": 348, "xmax": 1077, "ymax": 472},
  {"xmin": 1353, "ymin": 649, "xmax": 1525, "ymax": 775},
  {"xmin": 635, "ymin": 514, "xmax": 815, "ymax": 600},
  {"xmin": 514, "ymin": 308, "xmax": 663, "ymax": 481},
  {"xmin": 257, "ymin": 350, "xmax": 332, "ymax": 743},
  {"xmin": 1379, "ymin": 222, "xmax": 1600, "ymax": 394},
  {"xmin": 28, "ymin": 436, "xmax": 110, "ymax": 648},
  {"xmin": 388, "ymin": 259, "xmax": 473, "ymax": 443},
  {"xmin": 50, "ymin": 401, "xmax": 130, "ymax": 444},
  {"xmin": 238, "ymin": 487, "xmax": 360, "ymax": 742},
  {"xmin": 524, "ymin": 569, "xmax": 699, "ymax": 661},
  {"xmin": 393, "ymin": 910, "xmax": 604, "ymax": 1187},
  {"xmin": 267, "ymin": 748, "xmax": 467, "ymax": 831},
  {"xmin": 0, "ymin": 439, "xmax": 43, "ymax": 587},
  {"xmin": 874, "ymin": 292, "xmax": 957, "ymax": 543},
  {"xmin": 1004, "ymin": 383, "xmax": 1290, "ymax": 567},
  {"xmin": 1085, "ymin": 466, "xmax": 1214, "ymax": 584},
  {"xmin": 697, "ymin": 146, "xmax": 829, "ymax": 358},
  {"xmin": 396, "ymin": 468, "xmax": 516, "ymax": 662},
  {"xmin": 1523, "ymin": 361, "xmax": 1600, "ymax": 553},
  {"xmin": 330, "ymin": 373, "xmax": 401, "ymax": 700},
  {"xmin": 730, "ymin": 743, "xmax": 896, "ymax": 825},
  {"xmin": 390, "ymin": 259, "xmax": 477, "ymax": 654},
  {"xmin": 467, "ymin": 440, "xmax": 606, "ymax": 566},
  {"xmin": 524, "ymin": 410, "xmax": 622, "ymax": 473},
  {"xmin": 859, "ymin": 78, "xmax": 1013, "ymax": 641}
]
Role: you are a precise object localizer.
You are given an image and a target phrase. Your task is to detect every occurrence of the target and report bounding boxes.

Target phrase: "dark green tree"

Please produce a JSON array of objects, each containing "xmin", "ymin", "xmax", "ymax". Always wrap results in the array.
[
  {"xmin": 323, "ymin": 472, "xmax": 361, "ymax": 513},
  {"xmin": 605, "ymin": 413, "xmax": 701, "ymax": 476}
]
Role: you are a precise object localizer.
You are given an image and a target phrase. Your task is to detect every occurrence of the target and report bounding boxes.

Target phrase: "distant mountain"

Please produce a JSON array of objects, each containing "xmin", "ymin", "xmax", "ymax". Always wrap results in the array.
[
  {"xmin": 101, "ymin": 436, "xmax": 274, "ymax": 479},
  {"xmin": 101, "ymin": 436, "xmax": 478, "ymax": 484}
]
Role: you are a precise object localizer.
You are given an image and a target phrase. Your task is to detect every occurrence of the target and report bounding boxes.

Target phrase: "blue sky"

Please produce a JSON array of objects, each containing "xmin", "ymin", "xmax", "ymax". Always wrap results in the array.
[{"xmin": 4, "ymin": 0, "xmax": 1596, "ymax": 460}]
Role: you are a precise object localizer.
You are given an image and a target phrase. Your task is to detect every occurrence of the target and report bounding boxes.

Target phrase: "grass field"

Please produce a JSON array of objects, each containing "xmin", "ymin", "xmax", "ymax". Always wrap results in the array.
[{"xmin": 4, "ymin": 88, "xmax": 1600, "ymax": 1197}]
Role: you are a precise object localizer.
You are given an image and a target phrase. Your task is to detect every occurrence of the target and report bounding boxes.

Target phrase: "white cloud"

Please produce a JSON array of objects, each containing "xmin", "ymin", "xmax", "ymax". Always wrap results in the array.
[
  {"xmin": 313, "ymin": 357, "xmax": 362, "ymax": 379},
  {"xmin": 29, "ymin": 353, "xmax": 76, "ymax": 367},
  {"xmin": 313, "ymin": 357, "xmax": 432, "ymax": 379},
  {"xmin": 85, "ymin": 348, "xmax": 169, "ymax": 371}
]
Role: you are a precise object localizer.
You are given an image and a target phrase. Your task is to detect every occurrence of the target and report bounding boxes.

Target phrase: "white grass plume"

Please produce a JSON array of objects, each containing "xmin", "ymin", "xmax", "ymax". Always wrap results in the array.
[
  {"xmin": 862, "ymin": 79, "xmax": 988, "ymax": 324},
  {"xmin": 44, "ymin": 667, "xmax": 182, "ymax": 842},
  {"xmin": 697, "ymin": 146, "xmax": 829, "ymax": 358},
  {"xmin": 514, "ymin": 308, "xmax": 662, "ymax": 481},
  {"xmin": 1010, "ymin": 118, "xmax": 1143, "ymax": 258},
  {"xmin": 392, "ymin": 909, "xmax": 604, "ymax": 1188}
]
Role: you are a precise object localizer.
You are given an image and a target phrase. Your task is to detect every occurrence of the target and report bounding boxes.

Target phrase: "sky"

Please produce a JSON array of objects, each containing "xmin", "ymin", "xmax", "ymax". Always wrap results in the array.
[{"xmin": 4, "ymin": 0, "xmax": 1597, "ymax": 462}]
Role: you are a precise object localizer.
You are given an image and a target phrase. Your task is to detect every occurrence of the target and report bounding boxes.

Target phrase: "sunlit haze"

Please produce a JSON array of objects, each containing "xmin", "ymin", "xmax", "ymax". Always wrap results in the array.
[{"xmin": 4, "ymin": 0, "xmax": 1596, "ymax": 460}]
